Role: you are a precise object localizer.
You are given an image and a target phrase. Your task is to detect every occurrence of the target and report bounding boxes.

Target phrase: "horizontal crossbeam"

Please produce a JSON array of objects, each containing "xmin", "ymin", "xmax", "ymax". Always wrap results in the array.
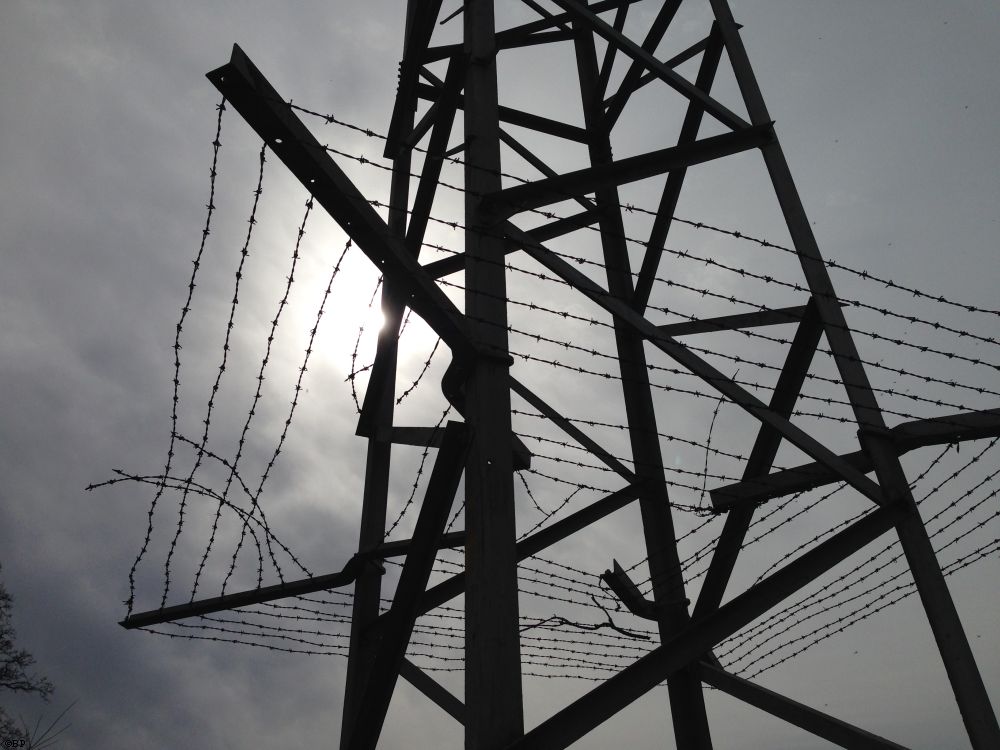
[
  {"xmin": 364, "ymin": 531, "xmax": 467, "ymax": 560},
  {"xmin": 657, "ymin": 304, "xmax": 809, "ymax": 337},
  {"xmin": 711, "ymin": 407, "xmax": 1000, "ymax": 509},
  {"xmin": 424, "ymin": 28, "xmax": 575, "ymax": 63},
  {"xmin": 484, "ymin": 124, "xmax": 773, "ymax": 219},
  {"xmin": 377, "ymin": 426, "xmax": 532, "ymax": 470},
  {"xmin": 120, "ymin": 556, "xmax": 375, "ymax": 629},
  {"xmin": 416, "ymin": 83, "xmax": 590, "ymax": 142}
]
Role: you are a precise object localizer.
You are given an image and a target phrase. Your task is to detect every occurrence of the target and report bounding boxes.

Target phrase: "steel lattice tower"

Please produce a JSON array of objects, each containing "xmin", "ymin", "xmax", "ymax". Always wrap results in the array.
[{"xmin": 122, "ymin": 2, "xmax": 1000, "ymax": 748}]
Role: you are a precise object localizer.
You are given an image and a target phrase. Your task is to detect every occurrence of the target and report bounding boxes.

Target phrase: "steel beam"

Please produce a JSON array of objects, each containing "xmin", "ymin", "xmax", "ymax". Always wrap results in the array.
[
  {"xmin": 498, "ymin": 128, "xmax": 599, "ymax": 215},
  {"xmin": 341, "ymin": 74, "xmax": 417, "ymax": 746},
  {"xmin": 656, "ymin": 304, "xmax": 810, "ymax": 337},
  {"xmin": 484, "ymin": 124, "xmax": 774, "ymax": 219},
  {"xmin": 514, "ymin": 482, "xmax": 644, "ymax": 560},
  {"xmin": 553, "ymin": 0, "xmax": 750, "ymax": 130},
  {"xmin": 505, "ymin": 507, "xmax": 901, "ymax": 750},
  {"xmin": 892, "ymin": 407, "xmax": 1000, "ymax": 446},
  {"xmin": 417, "ymin": 82, "xmax": 591, "ymax": 143},
  {"xmin": 523, "ymin": 208, "xmax": 604, "ymax": 243},
  {"xmin": 365, "ymin": 531, "xmax": 466, "ymax": 560},
  {"xmin": 710, "ymin": 2, "xmax": 1000, "ymax": 743},
  {"xmin": 385, "ymin": 0, "xmax": 445, "ymax": 156},
  {"xmin": 346, "ymin": 421, "xmax": 470, "ymax": 750},
  {"xmin": 399, "ymin": 658, "xmax": 466, "ymax": 725},
  {"xmin": 427, "ymin": 0, "xmax": 649, "ymax": 62},
  {"xmin": 379, "ymin": 425, "xmax": 532, "ymax": 470},
  {"xmin": 488, "ymin": 0, "xmax": 643, "ymax": 43},
  {"xmin": 422, "ymin": 243, "xmax": 521, "ymax": 280},
  {"xmin": 699, "ymin": 663, "xmax": 909, "ymax": 750},
  {"xmin": 633, "ymin": 25, "xmax": 725, "ymax": 312},
  {"xmin": 402, "ymin": 57, "xmax": 466, "ymax": 248},
  {"xmin": 206, "ymin": 45, "xmax": 476, "ymax": 362},
  {"xmin": 596, "ymin": 2, "xmax": 630, "ymax": 99},
  {"xmin": 368, "ymin": 483, "xmax": 644, "ymax": 627},
  {"xmin": 571, "ymin": 17, "xmax": 713, "ymax": 749},
  {"xmin": 694, "ymin": 302, "xmax": 823, "ymax": 617},
  {"xmin": 601, "ymin": 560, "xmax": 657, "ymax": 620},
  {"xmin": 120, "ymin": 557, "xmax": 373, "ymax": 629},
  {"xmin": 707, "ymin": 0, "xmax": 885, "ymax": 435},
  {"xmin": 462, "ymin": 3, "xmax": 524, "ymax": 747},
  {"xmin": 604, "ymin": 34, "xmax": 711, "ymax": 128},
  {"xmin": 602, "ymin": 0, "xmax": 682, "ymax": 127},
  {"xmin": 866, "ymin": 433, "xmax": 1000, "ymax": 749},
  {"xmin": 710, "ymin": 408, "xmax": 1000, "ymax": 508},
  {"xmin": 424, "ymin": 29, "xmax": 575, "ymax": 64},
  {"xmin": 502, "ymin": 222, "xmax": 886, "ymax": 505},
  {"xmin": 510, "ymin": 376, "xmax": 634, "ymax": 482}
]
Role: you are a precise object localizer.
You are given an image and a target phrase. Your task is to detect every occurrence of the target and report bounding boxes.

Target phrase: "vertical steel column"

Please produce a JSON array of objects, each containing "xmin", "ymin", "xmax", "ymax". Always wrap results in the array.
[
  {"xmin": 463, "ymin": 2, "xmax": 525, "ymax": 748},
  {"xmin": 340, "ymin": 146, "xmax": 412, "ymax": 750},
  {"xmin": 708, "ymin": 1, "xmax": 1000, "ymax": 746},
  {"xmin": 571, "ymin": 10, "xmax": 713, "ymax": 749},
  {"xmin": 339, "ymin": 8, "xmax": 418, "ymax": 747}
]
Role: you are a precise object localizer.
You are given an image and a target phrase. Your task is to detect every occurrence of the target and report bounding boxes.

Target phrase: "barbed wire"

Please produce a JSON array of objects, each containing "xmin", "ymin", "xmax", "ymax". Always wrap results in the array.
[
  {"xmin": 289, "ymin": 97, "xmax": 1000, "ymax": 319},
  {"xmin": 397, "ymin": 337, "xmax": 442, "ymax": 405},
  {"xmin": 384, "ymin": 405, "xmax": 453, "ymax": 539},
  {"xmin": 719, "ymin": 439, "xmax": 999, "ymax": 661},
  {"xmin": 215, "ymin": 198, "xmax": 315, "ymax": 596},
  {"xmin": 348, "ymin": 276, "xmax": 383, "ymax": 413},
  {"xmin": 732, "ymin": 525, "xmax": 1000, "ymax": 680},
  {"xmin": 161, "ymin": 141, "xmax": 268, "ymax": 609},
  {"xmin": 121, "ymin": 97, "xmax": 227, "ymax": 616},
  {"xmin": 360, "ymin": 190, "xmax": 1000, "ymax": 378},
  {"xmin": 109, "ymin": 92, "xmax": 1000, "ymax": 693},
  {"xmin": 235, "ymin": 121, "xmax": 1000, "ymax": 390},
  {"xmin": 255, "ymin": 120, "xmax": 1000, "ymax": 388},
  {"xmin": 239, "ymin": 236, "xmax": 355, "ymax": 553},
  {"xmin": 357, "ymin": 224, "xmax": 997, "ymax": 408}
]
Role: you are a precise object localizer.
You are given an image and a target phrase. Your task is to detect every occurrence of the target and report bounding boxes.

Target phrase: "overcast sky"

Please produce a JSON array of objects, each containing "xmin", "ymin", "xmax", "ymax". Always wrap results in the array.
[{"xmin": 1, "ymin": 1, "xmax": 998, "ymax": 749}]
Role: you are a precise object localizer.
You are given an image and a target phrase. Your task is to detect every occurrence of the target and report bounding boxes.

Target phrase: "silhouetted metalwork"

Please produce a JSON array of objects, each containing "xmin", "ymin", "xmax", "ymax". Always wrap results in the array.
[{"xmin": 115, "ymin": 2, "xmax": 1000, "ymax": 748}]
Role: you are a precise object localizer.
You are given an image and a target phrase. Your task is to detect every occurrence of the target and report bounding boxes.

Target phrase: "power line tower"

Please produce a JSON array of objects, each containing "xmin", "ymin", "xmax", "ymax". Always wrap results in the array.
[{"xmin": 120, "ymin": 1, "xmax": 1000, "ymax": 748}]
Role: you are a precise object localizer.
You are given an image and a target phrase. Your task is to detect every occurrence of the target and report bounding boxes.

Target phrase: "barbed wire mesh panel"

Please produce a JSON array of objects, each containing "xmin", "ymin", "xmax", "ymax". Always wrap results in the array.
[{"xmin": 91, "ymin": 2, "xmax": 1000, "ymax": 749}]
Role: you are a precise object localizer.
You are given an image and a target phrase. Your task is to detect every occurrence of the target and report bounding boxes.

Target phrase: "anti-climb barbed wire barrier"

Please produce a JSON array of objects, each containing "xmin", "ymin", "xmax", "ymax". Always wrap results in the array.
[
  {"xmin": 283, "ymin": 102, "xmax": 1000, "ymax": 385},
  {"xmin": 289, "ymin": 98, "xmax": 1000, "ymax": 320},
  {"xmin": 335, "ymin": 194, "xmax": 1000, "ymax": 408},
  {"xmin": 89, "ymin": 98, "xmax": 381, "ymax": 619},
  {"xmin": 717, "ymin": 439, "xmax": 1000, "ymax": 665},
  {"xmin": 119, "ymin": 429, "xmax": 997, "ymax": 684},
  {"xmin": 88, "ymin": 76, "xmax": 1000, "ymax": 746}
]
